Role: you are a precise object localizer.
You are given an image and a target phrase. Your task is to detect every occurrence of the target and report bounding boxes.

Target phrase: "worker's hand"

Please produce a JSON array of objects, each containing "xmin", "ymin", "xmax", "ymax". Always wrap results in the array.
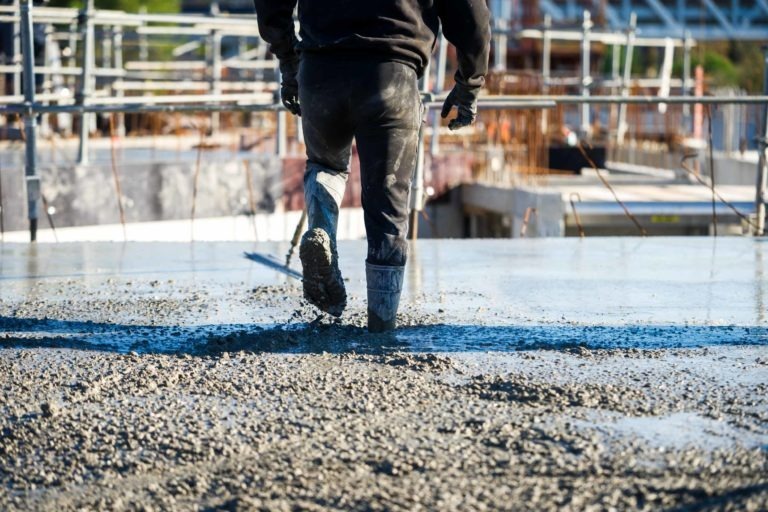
[
  {"xmin": 279, "ymin": 57, "xmax": 301, "ymax": 116},
  {"xmin": 440, "ymin": 81, "xmax": 478, "ymax": 130}
]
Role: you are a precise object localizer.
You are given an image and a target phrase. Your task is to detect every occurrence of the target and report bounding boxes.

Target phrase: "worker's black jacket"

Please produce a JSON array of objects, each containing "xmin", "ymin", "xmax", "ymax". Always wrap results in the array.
[{"xmin": 253, "ymin": 0, "xmax": 491, "ymax": 89}]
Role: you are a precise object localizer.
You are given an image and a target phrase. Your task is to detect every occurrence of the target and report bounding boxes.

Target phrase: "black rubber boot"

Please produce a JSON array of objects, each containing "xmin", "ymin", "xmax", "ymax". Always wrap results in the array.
[
  {"xmin": 300, "ymin": 165, "xmax": 348, "ymax": 316},
  {"xmin": 366, "ymin": 263, "xmax": 404, "ymax": 333}
]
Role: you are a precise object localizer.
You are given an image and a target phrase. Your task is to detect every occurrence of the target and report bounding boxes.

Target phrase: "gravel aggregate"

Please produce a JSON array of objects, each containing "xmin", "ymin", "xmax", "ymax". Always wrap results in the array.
[{"xmin": 1, "ymin": 276, "xmax": 766, "ymax": 511}]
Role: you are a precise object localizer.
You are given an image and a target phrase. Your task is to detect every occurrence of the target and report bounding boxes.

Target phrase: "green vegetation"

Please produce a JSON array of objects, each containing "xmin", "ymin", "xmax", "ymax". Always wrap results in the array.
[
  {"xmin": 47, "ymin": 0, "xmax": 180, "ymax": 13},
  {"xmin": 603, "ymin": 41, "xmax": 765, "ymax": 93}
]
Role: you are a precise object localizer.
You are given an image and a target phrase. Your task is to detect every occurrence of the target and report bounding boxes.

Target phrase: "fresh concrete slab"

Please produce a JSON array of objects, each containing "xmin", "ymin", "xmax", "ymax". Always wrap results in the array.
[{"xmin": 1, "ymin": 238, "xmax": 766, "ymax": 510}]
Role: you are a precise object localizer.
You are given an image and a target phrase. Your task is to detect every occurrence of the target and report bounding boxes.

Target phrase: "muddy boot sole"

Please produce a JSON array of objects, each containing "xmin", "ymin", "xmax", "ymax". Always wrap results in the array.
[{"xmin": 299, "ymin": 228, "xmax": 346, "ymax": 317}]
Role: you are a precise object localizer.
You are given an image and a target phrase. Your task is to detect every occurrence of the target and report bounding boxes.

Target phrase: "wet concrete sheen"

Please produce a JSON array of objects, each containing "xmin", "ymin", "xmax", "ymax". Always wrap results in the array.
[
  {"xmin": 1, "ymin": 238, "xmax": 766, "ymax": 510},
  {"xmin": 0, "ymin": 237, "xmax": 766, "ymax": 353}
]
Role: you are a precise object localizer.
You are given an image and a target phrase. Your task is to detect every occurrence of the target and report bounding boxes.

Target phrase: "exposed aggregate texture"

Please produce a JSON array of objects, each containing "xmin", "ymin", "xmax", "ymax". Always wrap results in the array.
[{"xmin": 1, "ymin": 279, "xmax": 766, "ymax": 511}]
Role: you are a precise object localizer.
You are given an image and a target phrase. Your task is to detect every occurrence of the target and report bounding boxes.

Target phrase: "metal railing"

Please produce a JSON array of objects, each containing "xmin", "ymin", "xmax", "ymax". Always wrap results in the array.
[{"xmin": 3, "ymin": 1, "xmax": 768, "ymax": 241}]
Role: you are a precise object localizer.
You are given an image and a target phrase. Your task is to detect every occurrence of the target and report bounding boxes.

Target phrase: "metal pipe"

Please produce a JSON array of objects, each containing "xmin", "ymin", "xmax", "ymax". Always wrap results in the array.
[
  {"xmin": 209, "ymin": 29, "xmax": 222, "ymax": 133},
  {"xmin": 40, "ymin": 21, "xmax": 54, "ymax": 138},
  {"xmin": 493, "ymin": 16, "xmax": 508, "ymax": 71},
  {"xmin": 12, "ymin": 0, "xmax": 21, "ymax": 99},
  {"xmin": 76, "ymin": 0, "xmax": 94, "ymax": 165},
  {"xmin": 112, "ymin": 25, "xmax": 125, "ymax": 136},
  {"xmin": 20, "ymin": 0, "xmax": 40, "ymax": 242},
  {"xmin": 617, "ymin": 13, "xmax": 637, "ymax": 144},
  {"xmin": 426, "ymin": 95, "xmax": 768, "ymax": 106},
  {"xmin": 580, "ymin": 10, "xmax": 592, "ymax": 139},
  {"xmin": 682, "ymin": 31, "xmax": 692, "ymax": 127},
  {"xmin": 275, "ymin": 65, "xmax": 286, "ymax": 157},
  {"xmin": 4, "ymin": 95, "xmax": 768, "ymax": 116},
  {"xmin": 541, "ymin": 13, "xmax": 552, "ymax": 140},
  {"xmin": 755, "ymin": 47, "xmax": 768, "ymax": 236},
  {"xmin": 429, "ymin": 33, "xmax": 447, "ymax": 156},
  {"xmin": 138, "ymin": 6, "xmax": 148, "ymax": 63},
  {"xmin": 409, "ymin": 71, "xmax": 430, "ymax": 240}
]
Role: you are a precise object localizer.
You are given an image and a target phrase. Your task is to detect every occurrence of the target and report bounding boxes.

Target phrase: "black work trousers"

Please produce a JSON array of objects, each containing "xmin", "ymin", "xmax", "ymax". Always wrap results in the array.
[{"xmin": 299, "ymin": 54, "xmax": 421, "ymax": 267}]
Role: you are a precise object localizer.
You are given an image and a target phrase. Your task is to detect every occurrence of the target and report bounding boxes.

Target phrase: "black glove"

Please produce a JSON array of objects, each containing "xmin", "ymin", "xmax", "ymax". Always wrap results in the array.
[
  {"xmin": 440, "ymin": 81, "xmax": 479, "ymax": 130},
  {"xmin": 279, "ymin": 57, "xmax": 301, "ymax": 116}
]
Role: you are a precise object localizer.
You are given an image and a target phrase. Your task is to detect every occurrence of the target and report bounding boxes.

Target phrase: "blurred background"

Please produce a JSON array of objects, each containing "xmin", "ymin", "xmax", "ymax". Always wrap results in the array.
[{"xmin": 0, "ymin": 0, "xmax": 766, "ymax": 242}]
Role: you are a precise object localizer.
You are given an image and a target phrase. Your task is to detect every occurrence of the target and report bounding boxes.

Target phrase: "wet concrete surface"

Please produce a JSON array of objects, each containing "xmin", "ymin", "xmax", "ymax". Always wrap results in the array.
[{"xmin": 1, "ymin": 238, "xmax": 766, "ymax": 510}]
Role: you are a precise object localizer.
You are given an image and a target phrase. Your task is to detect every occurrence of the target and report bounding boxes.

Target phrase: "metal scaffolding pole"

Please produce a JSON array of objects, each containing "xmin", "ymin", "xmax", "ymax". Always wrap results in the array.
[
  {"xmin": 755, "ymin": 47, "xmax": 768, "ymax": 236},
  {"xmin": 617, "ymin": 13, "xmax": 637, "ymax": 144},
  {"xmin": 209, "ymin": 29, "xmax": 222, "ymax": 133},
  {"xmin": 409, "ymin": 63, "xmax": 430, "ymax": 240},
  {"xmin": 429, "ymin": 33, "xmax": 448, "ymax": 156},
  {"xmin": 20, "ymin": 0, "xmax": 40, "ymax": 242},
  {"xmin": 76, "ymin": 0, "xmax": 94, "ymax": 165},
  {"xmin": 541, "ymin": 14, "xmax": 552, "ymax": 137},
  {"xmin": 682, "ymin": 31, "xmax": 693, "ymax": 127},
  {"xmin": 12, "ymin": 0, "xmax": 21, "ymax": 100},
  {"xmin": 112, "ymin": 25, "xmax": 125, "ymax": 136},
  {"xmin": 275, "ymin": 65, "xmax": 286, "ymax": 157},
  {"xmin": 580, "ymin": 10, "xmax": 593, "ymax": 139}
]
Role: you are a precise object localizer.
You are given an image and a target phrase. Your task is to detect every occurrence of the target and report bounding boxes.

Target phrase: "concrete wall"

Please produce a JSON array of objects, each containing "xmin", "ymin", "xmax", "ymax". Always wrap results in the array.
[
  {"xmin": 0, "ymin": 147, "xmax": 282, "ymax": 233},
  {"xmin": 461, "ymin": 183, "xmax": 565, "ymax": 238}
]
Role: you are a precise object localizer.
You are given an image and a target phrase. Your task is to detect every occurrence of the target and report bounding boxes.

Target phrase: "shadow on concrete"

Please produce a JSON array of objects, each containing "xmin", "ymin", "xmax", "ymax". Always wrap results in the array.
[{"xmin": 1, "ymin": 315, "xmax": 767, "ymax": 356}]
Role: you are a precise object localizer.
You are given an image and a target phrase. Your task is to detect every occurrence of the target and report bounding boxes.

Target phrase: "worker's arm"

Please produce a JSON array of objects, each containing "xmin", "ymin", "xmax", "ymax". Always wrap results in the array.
[
  {"xmin": 436, "ymin": 0, "xmax": 491, "ymax": 129},
  {"xmin": 254, "ymin": 0, "xmax": 299, "ymax": 62},
  {"xmin": 254, "ymin": 0, "xmax": 301, "ymax": 115}
]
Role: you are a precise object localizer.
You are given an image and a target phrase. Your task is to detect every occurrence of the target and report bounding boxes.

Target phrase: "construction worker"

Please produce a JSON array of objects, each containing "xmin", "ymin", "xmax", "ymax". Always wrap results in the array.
[{"xmin": 254, "ymin": 1, "xmax": 490, "ymax": 332}]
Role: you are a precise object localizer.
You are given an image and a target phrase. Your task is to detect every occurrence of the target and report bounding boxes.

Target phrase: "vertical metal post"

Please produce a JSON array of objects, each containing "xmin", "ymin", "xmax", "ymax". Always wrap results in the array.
[
  {"xmin": 682, "ymin": 32, "xmax": 692, "ymax": 129},
  {"xmin": 541, "ymin": 14, "xmax": 551, "ymax": 136},
  {"xmin": 67, "ymin": 20, "xmax": 77, "ymax": 110},
  {"xmin": 76, "ymin": 0, "xmax": 94, "ymax": 165},
  {"xmin": 493, "ymin": 17, "xmax": 508, "ymax": 71},
  {"xmin": 430, "ymin": 32, "xmax": 447, "ymax": 156},
  {"xmin": 12, "ymin": 0, "xmax": 21, "ymax": 99},
  {"xmin": 113, "ymin": 25, "xmax": 125, "ymax": 136},
  {"xmin": 755, "ymin": 47, "xmax": 768, "ymax": 236},
  {"xmin": 275, "ymin": 65, "xmax": 286, "ymax": 157},
  {"xmin": 580, "ymin": 10, "xmax": 593, "ymax": 139},
  {"xmin": 40, "ymin": 22, "xmax": 53, "ymax": 138},
  {"xmin": 20, "ymin": 0, "xmax": 40, "ymax": 242},
  {"xmin": 101, "ymin": 27, "xmax": 111, "ymax": 70},
  {"xmin": 611, "ymin": 44, "xmax": 621, "ymax": 83},
  {"xmin": 209, "ymin": 29, "xmax": 222, "ymax": 133},
  {"xmin": 542, "ymin": 15, "xmax": 552, "ymax": 87},
  {"xmin": 409, "ymin": 67, "xmax": 430, "ymax": 240},
  {"xmin": 617, "ymin": 12, "xmax": 636, "ymax": 144},
  {"xmin": 138, "ymin": 6, "xmax": 148, "ymax": 63}
]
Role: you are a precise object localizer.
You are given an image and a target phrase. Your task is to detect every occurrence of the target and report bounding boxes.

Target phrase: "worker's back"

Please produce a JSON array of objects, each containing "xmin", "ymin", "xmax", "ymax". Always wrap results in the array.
[
  {"xmin": 256, "ymin": 0, "xmax": 489, "ymax": 86},
  {"xmin": 295, "ymin": 0, "xmax": 440, "ymax": 76}
]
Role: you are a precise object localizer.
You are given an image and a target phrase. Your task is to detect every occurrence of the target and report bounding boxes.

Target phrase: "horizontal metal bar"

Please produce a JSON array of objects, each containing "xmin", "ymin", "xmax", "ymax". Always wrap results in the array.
[
  {"xmin": 516, "ymin": 28, "xmax": 693, "ymax": 47},
  {"xmin": 112, "ymin": 81, "xmax": 264, "ymax": 92},
  {"xmin": 0, "ymin": 6, "xmax": 259, "ymax": 28},
  {"xmin": 1, "ymin": 102, "xmax": 278, "ymax": 115},
  {"xmin": 124, "ymin": 59, "xmax": 273, "ymax": 71},
  {"xmin": 3, "ymin": 94, "xmax": 766, "ymax": 116},
  {"xmin": 0, "ymin": 65, "xmax": 126, "ymax": 77},
  {"xmin": 425, "ymin": 100, "xmax": 557, "ymax": 110},
  {"xmin": 125, "ymin": 61, "xmax": 208, "ymax": 71},
  {"xmin": 224, "ymin": 60, "xmax": 278, "ymax": 70},
  {"xmin": 89, "ymin": 92, "xmax": 273, "ymax": 106},
  {"xmin": 135, "ymin": 26, "xmax": 257, "ymax": 37},
  {"xmin": 430, "ymin": 95, "xmax": 768, "ymax": 106}
]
